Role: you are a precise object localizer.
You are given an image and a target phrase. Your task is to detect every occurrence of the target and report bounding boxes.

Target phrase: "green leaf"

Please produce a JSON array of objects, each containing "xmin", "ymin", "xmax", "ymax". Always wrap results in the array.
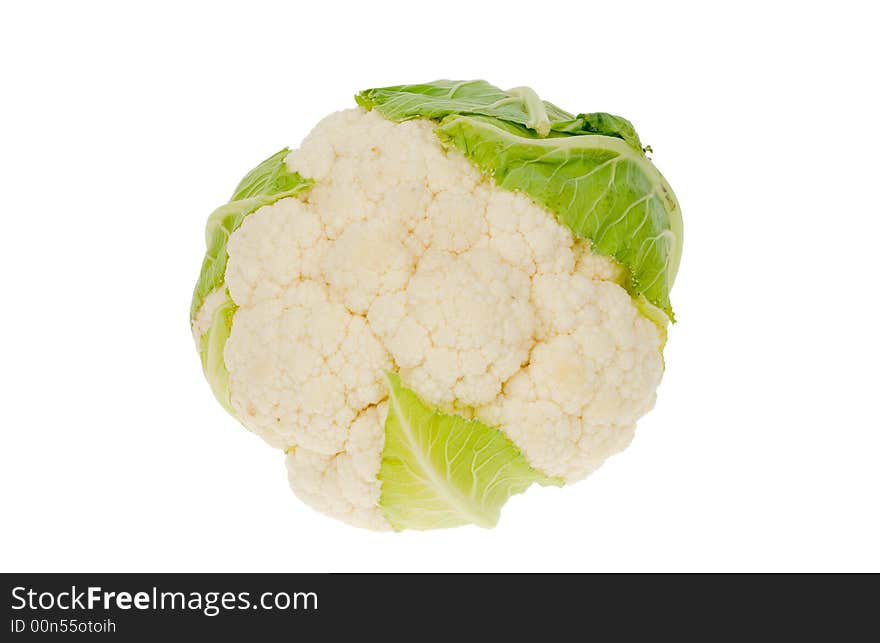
[
  {"xmin": 553, "ymin": 111, "xmax": 644, "ymax": 151},
  {"xmin": 357, "ymin": 80, "xmax": 559, "ymax": 138},
  {"xmin": 198, "ymin": 290, "xmax": 237, "ymax": 415},
  {"xmin": 229, "ymin": 148, "xmax": 311, "ymax": 201},
  {"xmin": 356, "ymin": 79, "xmax": 645, "ymax": 147},
  {"xmin": 356, "ymin": 80, "xmax": 682, "ymax": 319},
  {"xmin": 436, "ymin": 115, "xmax": 682, "ymax": 318},
  {"xmin": 190, "ymin": 149, "xmax": 312, "ymax": 322},
  {"xmin": 379, "ymin": 373, "xmax": 561, "ymax": 531}
]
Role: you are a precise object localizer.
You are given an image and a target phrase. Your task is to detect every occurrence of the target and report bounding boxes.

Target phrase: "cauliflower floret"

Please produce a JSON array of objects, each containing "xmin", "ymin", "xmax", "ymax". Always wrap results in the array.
[
  {"xmin": 413, "ymin": 187, "xmax": 490, "ymax": 253},
  {"xmin": 224, "ymin": 279, "xmax": 391, "ymax": 453},
  {"xmin": 286, "ymin": 403, "xmax": 391, "ymax": 530},
  {"xmin": 203, "ymin": 107, "xmax": 665, "ymax": 526},
  {"xmin": 224, "ymin": 198, "xmax": 325, "ymax": 308},
  {"xmin": 485, "ymin": 190, "xmax": 577, "ymax": 276},
  {"xmin": 287, "ymin": 110, "xmax": 483, "ymax": 239},
  {"xmin": 478, "ymin": 273, "xmax": 664, "ymax": 480},
  {"xmin": 321, "ymin": 219, "xmax": 415, "ymax": 315},
  {"xmin": 191, "ymin": 287, "xmax": 229, "ymax": 343},
  {"xmin": 368, "ymin": 247, "xmax": 534, "ymax": 407}
]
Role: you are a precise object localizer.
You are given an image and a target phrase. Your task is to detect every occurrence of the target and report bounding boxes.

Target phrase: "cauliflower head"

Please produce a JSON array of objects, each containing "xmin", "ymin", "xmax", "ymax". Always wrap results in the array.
[{"xmin": 190, "ymin": 81, "xmax": 682, "ymax": 531}]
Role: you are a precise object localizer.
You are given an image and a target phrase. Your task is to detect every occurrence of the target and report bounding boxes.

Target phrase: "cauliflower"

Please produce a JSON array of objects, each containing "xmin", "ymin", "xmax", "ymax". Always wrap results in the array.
[{"xmin": 190, "ymin": 80, "xmax": 682, "ymax": 531}]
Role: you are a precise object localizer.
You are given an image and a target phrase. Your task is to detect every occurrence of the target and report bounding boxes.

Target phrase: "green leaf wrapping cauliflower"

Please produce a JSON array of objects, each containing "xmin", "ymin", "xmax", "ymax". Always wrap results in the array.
[{"xmin": 190, "ymin": 80, "xmax": 683, "ymax": 531}]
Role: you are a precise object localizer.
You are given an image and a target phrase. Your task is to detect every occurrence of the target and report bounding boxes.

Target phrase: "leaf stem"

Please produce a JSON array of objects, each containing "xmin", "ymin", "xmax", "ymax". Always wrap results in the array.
[{"xmin": 506, "ymin": 86, "xmax": 551, "ymax": 137}]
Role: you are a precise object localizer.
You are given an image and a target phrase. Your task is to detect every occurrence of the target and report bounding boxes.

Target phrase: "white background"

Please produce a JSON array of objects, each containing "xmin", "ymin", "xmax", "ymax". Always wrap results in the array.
[{"xmin": 1, "ymin": 1, "xmax": 878, "ymax": 573}]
